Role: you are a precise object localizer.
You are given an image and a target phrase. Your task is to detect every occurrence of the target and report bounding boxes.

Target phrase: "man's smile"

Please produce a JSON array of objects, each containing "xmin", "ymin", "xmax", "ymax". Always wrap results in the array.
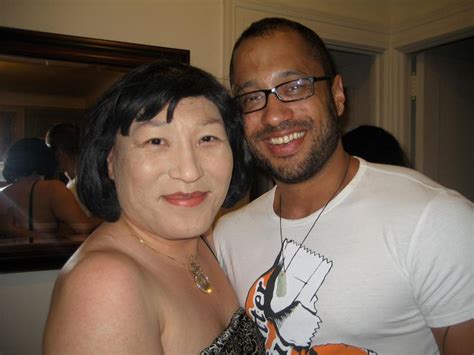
[{"xmin": 268, "ymin": 131, "xmax": 305, "ymax": 145}]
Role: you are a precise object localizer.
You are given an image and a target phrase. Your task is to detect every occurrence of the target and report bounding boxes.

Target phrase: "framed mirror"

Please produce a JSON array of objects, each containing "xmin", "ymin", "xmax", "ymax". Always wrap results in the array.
[{"xmin": 0, "ymin": 26, "xmax": 190, "ymax": 273}]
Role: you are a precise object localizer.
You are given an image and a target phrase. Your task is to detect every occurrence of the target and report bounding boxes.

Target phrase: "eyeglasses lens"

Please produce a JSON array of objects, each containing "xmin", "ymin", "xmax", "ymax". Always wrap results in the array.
[{"xmin": 237, "ymin": 77, "xmax": 316, "ymax": 114}]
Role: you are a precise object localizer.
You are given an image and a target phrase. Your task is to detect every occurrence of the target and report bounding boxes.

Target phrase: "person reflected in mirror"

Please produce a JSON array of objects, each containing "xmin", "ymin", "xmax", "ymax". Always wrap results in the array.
[
  {"xmin": 45, "ymin": 123, "xmax": 94, "ymax": 215},
  {"xmin": 0, "ymin": 138, "xmax": 99, "ymax": 243},
  {"xmin": 43, "ymin": 61, "xmax": 264, "ymax": 354},
  {"xmin": 45, "ymin": 123, "xmax": 80, "ymax": 185},
  {"xmin": 213, "ymin": 17, "xmax": 473, "ymax": 354},
  {"xmin": 342, "ymin": 124, "xmax": 410, "ymax": 167}
]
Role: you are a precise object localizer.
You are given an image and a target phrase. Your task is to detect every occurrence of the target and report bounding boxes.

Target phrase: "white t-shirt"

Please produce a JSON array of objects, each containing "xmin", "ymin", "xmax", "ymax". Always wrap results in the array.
[{"xmin": 214, "ymin": 158, "xmax": 473, "ymax": 354}]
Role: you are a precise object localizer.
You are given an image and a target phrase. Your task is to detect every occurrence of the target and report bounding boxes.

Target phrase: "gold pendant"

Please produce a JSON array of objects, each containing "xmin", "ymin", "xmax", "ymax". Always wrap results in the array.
[{"xmin": 189, "ymin": 257, "xmax": 212, "ymax": 294}]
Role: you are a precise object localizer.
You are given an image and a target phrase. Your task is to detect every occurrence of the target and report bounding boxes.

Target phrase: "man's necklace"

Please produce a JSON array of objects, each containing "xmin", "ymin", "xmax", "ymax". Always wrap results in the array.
[
  {"xmin": 276, "ymin": 154, "xmax": 350, "ymax": 297},
  {"xmin": 124, "ymin": 218, "xmax": 212, "ymax": 294}
]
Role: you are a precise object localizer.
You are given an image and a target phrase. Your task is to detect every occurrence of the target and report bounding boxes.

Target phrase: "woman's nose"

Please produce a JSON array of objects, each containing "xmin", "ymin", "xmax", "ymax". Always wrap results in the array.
[
  {"xmin": 260, "ymin": 94, "xmax": 294, "ymax": 127},
  {"xmin": 168, "ymin": 147, "xmax": 204, "ymax": 182}
]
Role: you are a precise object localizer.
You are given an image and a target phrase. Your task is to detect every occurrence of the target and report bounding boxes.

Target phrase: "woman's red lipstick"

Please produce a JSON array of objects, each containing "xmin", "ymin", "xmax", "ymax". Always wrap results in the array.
[{"xmin": 163, "ymin": 191, "xmax": 207, "ymax": 207}]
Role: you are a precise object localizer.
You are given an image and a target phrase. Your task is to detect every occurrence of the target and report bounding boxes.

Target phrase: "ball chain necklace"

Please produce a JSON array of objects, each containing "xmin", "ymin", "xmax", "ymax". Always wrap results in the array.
[
  {"xmin": 124, "ymin": 218, "xmax": 212, "ymax": 294},
  {"xmin": 276, "ymin": 154, "xmax": 350, "ymax": 297}
]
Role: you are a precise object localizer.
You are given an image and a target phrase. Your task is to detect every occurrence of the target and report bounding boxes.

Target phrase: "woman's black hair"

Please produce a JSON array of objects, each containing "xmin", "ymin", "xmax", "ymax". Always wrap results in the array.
[
  {"xmin": 77, "ymin": 60, "xmax": 251, "ymax": 222},
  {"xmin": 3, "ymin": 137, "xmax": 57, "ymax": 183}
]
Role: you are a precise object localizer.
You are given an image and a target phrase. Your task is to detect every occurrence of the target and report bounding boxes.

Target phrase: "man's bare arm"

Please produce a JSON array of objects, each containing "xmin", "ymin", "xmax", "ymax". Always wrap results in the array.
[{"xmin": 432, "ymin": 319, "xmax": 473, "ymax": 355}]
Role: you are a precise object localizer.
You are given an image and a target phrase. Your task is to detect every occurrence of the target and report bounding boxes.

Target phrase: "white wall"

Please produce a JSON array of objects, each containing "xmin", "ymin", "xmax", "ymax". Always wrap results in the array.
[
  {"xmin": 0, "ymin": 0, "xmax": 225, "ymax": 80},
  {"xmin": 0, "ymin": 270, "xmax": 59, "ymax": 355}
]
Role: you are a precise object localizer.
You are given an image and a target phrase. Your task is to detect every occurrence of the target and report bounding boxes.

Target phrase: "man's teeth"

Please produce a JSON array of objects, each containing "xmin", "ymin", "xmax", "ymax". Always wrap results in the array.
[{"xmin": 269, "ymin": 131, "xmax": 305, "ymax": 145}]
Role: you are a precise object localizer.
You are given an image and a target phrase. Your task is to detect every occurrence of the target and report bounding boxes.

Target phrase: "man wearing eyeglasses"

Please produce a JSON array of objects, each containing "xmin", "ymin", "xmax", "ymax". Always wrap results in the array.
[{"xmin": 214, "ymin": 17, "xmax": 473, "ymax": 354}]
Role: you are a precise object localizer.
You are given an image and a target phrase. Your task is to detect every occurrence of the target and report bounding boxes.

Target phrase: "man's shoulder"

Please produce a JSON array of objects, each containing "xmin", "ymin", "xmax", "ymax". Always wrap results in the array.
[
  {"xmin": 359, "ymin": 160, "xmax": 471, "ymax": 209},
  {"xmin": 363, "ymin": 160, "xmax": 436, "ymax": 185},
  {"xmin": 361, "ymin": 160, "xmax": 451, "ymax": 193}
]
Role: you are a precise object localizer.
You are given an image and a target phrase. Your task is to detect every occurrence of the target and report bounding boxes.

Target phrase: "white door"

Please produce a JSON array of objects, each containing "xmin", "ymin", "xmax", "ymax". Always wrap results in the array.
[
  {"xmin": 330, "ymin": 50, "xmax": 376, "ymax": 133},
  {"xmin": 415, "ymin": 37, "xmax": 474, "ymax": 201}
]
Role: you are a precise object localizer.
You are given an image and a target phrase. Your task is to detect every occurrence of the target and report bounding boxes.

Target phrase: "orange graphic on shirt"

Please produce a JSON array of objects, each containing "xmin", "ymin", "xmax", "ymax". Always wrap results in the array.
[{"xmin": 245, "ymin": 240, "xmax": 377, "ymax": 354}]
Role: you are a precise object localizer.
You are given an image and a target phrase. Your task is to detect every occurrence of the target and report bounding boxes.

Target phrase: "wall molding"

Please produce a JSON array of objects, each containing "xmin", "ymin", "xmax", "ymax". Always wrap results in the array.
[
  {"xmin": 376, "ymin": 49, "xmax": 410, "ymax": 149},
  {"xmin": 391, "ymin": 0, "xmax": 474, "ymax": 52},
  {"xmin": 223, "ymin": 0, "xmax": 390, "ymax": 82},
  {"xmin": 228, "ymin": 0, "xmax": 389, "ymax": 34}
]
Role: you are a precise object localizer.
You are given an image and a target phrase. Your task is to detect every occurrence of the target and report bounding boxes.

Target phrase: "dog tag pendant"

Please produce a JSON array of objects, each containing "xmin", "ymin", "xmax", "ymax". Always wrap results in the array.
[{"xmin": 276, "ymin": 269, "xmax": 287, "ymax": 297}]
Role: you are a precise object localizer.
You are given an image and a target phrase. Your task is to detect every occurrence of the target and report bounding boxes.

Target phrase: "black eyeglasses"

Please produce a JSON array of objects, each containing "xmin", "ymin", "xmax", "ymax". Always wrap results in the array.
[{"xmin": 234, "ymin": 76, "xmax": 331, "ymax": 114}]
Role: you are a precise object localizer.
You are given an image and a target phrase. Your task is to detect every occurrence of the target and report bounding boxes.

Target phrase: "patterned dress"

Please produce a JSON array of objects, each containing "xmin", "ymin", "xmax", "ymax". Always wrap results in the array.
[{"xmin": 201, "ymin": 308, "xmax": 265, "ymax": 354}]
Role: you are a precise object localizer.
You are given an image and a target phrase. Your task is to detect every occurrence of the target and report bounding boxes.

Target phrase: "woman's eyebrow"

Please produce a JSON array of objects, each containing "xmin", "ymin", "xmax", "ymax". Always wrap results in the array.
[
  {"xmin": 133, "ymin": 116, "xmax": 224, "ymax": 132},
  {"xmin": 201, "ymin": 116, "xmax": 224, "ymax": 126},
  {"xmin": 140, "ymin": 120, "xmax": 168, "ymax": 128}
]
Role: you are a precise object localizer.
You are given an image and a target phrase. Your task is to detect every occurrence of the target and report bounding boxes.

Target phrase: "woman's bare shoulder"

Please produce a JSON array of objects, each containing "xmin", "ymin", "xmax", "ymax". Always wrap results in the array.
[
  {"xmin": 58, "ymin": 229, "xmax": 145, "ymax": 293},
  {"xmin": 45, "ymin": 228, "xmax": 162, "ymax": 354},
  {"xmin": 37, "ymin": 179, "xmax": 64, "ymax": 188},
  {"xmin": 54, "ymin": 223, "xmax": 149, "ymax": 306},
  {"xmin": 40, "ymin": 179, "xmax": 70, "ymax": 194}
]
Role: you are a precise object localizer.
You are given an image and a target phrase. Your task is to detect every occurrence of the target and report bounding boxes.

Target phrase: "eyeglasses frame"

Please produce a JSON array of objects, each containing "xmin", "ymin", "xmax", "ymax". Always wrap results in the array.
[{"xmin": 234, "ymin": 76, "xmax": 332, "ymax": 114}]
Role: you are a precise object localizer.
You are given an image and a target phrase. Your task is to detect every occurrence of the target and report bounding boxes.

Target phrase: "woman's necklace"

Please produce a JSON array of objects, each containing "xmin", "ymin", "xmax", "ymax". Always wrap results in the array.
[
  {"xmin": 276, "ymin": 154, "xmax": 350, "ymax": 297},
  {"xmin": 124, "ymin": 219, "xmax": 212, "ymax": 294}
]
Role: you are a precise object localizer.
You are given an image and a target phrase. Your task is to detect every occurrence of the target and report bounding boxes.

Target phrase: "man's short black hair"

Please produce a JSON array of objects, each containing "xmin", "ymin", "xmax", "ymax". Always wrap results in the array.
[
  {"xmin": 229, "ymin": 17, "xmax": 336, "ymax": 85},
  {"xmin": 45, "ymin": 122, "xmax": 81, "ymax": 158},
  {"xmin": 77, "ymin": 60, "xmax": 251, "ymax": 222}
]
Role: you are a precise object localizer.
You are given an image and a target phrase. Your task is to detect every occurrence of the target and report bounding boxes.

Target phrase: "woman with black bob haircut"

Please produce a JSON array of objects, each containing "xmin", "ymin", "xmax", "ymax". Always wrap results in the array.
[
  {"xmin": 44, "ymin": 61, "xmax": 264, "ymax": 354},
  {"xmin": 77, "ymin": 60, "xmax": 250, "ymax": 221}
]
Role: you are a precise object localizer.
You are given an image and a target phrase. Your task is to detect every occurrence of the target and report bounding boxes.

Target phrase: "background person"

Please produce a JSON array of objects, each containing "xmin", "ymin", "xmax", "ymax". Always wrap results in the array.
[
  {"xmin": 342, "ymin": 124, "xmax": 410, "ymax": 167},
  {"xmin": 0, "ymin": 138, "xmax": 97, "ymax": 242},
  {"xmin": 214, "ymin": 17, "xmax": 473, "ymax": 354},
  {"xmin": 45, "ymin": 122, "xmax": 80, "ymax": 186},
  {"xmin": 45, "ymin": 122, "xmax": 96, "ymax": 217},
  {"xmin": 43, "ymin": 61, "xmax": 264, "ymax": 354}
]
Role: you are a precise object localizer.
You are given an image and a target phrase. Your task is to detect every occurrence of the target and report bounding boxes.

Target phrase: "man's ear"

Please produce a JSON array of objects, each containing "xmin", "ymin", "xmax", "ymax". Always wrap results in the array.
[
  {"xmin": 107, "ymin": 150, "xmax": 115, "ymax": 181},
  {"xmin": 331, "ymin": 74, "xmax": 345, "ymax": 116}
]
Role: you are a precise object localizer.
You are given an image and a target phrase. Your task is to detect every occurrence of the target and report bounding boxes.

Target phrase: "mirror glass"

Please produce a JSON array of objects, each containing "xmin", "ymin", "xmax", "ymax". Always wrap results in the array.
[{"xmin": 0, "ymin": 55, "xmax": 126, "ymax": 179}]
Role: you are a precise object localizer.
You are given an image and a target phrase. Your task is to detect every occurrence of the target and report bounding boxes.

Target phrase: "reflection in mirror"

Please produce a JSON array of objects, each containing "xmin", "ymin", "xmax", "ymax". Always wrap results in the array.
[
  {"xmin": 0, "ymin": 26, "xmax": 189, "ymax": 272},
  {"xmin": 0, "ymin": 55, "xmax": 127, "ymax": 182}
]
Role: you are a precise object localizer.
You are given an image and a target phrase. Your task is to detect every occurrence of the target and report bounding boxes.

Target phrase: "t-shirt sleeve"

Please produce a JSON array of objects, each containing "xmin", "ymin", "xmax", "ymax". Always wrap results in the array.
[
  {"xmin": 407, "ymin": 190, "xmax": 473, "ymax": 327},
  {"xmin": 213, "ymin": 215, "xmax": 232, "ymax": 270}
]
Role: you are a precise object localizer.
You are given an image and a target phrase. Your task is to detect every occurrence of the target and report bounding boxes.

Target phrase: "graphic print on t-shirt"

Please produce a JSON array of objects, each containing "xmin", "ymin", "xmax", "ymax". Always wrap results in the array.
[{"xmin": 245, "ymin": 239, "xmax": 377, "ymax": 354}]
